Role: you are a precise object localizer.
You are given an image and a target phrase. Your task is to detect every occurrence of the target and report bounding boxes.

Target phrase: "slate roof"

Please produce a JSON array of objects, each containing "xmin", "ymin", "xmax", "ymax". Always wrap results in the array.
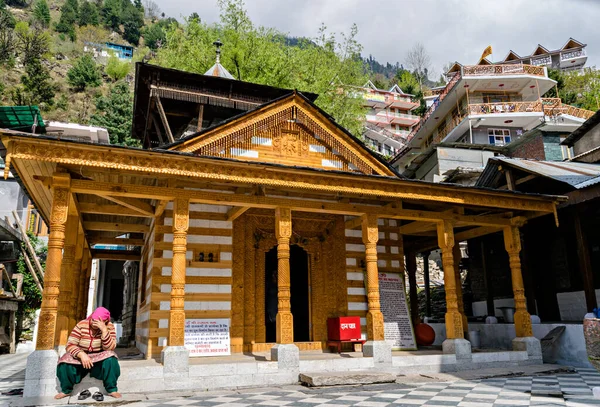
[{"xmin": 477, "ymin": 157, "xmax": 600, "ymax": 190}]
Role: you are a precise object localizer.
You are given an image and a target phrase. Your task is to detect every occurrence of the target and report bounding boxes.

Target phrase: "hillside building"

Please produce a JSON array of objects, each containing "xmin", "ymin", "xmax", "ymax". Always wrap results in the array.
[
  {"xmin": 391, "ymin": 62, "xmax": 594, "ymax": 182},
  {"xmin": 360, "ymin": 81, "xmax": 420, "ymax": 157},
  {"xmin": 496, "ymin": 38, "xmax": 587, "ymax": 73}
]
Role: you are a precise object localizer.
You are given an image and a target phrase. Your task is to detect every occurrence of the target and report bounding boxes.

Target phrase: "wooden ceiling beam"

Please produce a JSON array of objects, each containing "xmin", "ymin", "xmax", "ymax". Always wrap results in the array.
[
  {"xmin": 91, "ymin": 249, "xmax": 141, "ymax": 261},
  {"xmin": 83, "ymin": 221, "xmax": 150, "ymax": 233},
  {"xmin": 227, "ymin": 206, "xmax": 250, "ymax": 222},
  {"xmin": 65, "ymin": 178, "xmax": 521, "ymax": 227},
  {"xmin": 155, "ymin": 96, "xmax": 174, "ymax": 143},
  {"xmin": 344, "ymin": 216, "xmax": 363, "ymax": 230},
  {"xmin": 79, "ymin": 202, "xmax": 154, "ymax": 218},
  {"xmin": 99, "ymin": 195, "xmax": 154, "ymax": 217},
  {"xmin": 413, "ymin": 226, "xmax": 502, "ymax": 253}
]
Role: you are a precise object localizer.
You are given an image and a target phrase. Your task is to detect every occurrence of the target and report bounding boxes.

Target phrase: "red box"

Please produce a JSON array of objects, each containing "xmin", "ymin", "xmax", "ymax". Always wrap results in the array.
[{"xmin": 327, "ymin": 317, "xmax": 362, "ymax": 341}]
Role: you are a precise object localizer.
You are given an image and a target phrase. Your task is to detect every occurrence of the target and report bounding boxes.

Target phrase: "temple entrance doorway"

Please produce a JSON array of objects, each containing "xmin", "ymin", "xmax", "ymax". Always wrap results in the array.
[{"xmin": 264, "ymin": 245, "xmax": 310, "ymax": 343}]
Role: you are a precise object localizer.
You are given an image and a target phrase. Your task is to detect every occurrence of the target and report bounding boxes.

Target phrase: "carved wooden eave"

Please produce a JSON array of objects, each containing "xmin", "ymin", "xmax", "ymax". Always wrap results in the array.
[
  {"xmin": 164, "ymin": 92, "xmax": 397, "ymax": 177},
  {"xmin": 1, "ymin": 132, "xmax": 565, "ymax": 230}
]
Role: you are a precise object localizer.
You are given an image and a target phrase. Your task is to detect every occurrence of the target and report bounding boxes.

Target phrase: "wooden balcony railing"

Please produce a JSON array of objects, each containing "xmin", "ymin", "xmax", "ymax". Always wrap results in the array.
[
  {"xmin": 468, "ymin": 101, "xmax": 544, "ymax": 115},
  {"xmin": 541, "ymin": 98, "xmax": 595, "ymax": 120},
  {"xmin": 462, "ymin": 64, "xmax": 546, "ymax": 77}
]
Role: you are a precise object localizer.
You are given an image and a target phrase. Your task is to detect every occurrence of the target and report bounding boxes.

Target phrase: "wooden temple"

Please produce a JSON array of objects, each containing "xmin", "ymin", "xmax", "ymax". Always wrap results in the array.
[{"xmin": 0, "ymin": 64, "xmax": 565, "ymax": 375}]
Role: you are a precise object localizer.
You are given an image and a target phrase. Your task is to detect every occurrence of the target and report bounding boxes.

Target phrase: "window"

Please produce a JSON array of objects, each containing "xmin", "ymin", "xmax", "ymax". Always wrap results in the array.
[{"xmin": 488, "ymin": 129, "xmax": 511, "ymax": 146}]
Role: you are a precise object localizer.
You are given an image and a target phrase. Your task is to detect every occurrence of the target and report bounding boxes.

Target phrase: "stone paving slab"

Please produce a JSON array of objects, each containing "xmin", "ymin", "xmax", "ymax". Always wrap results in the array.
[{"xmin": 300, "ymin": 371, "xmax": 396, "ymax": 386}]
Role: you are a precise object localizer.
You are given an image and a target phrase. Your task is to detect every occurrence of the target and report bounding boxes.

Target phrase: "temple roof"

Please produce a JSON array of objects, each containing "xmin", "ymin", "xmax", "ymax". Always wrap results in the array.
[{"xmin": 204, "ymin": 62, "xmax": 235, "ymax": 80}]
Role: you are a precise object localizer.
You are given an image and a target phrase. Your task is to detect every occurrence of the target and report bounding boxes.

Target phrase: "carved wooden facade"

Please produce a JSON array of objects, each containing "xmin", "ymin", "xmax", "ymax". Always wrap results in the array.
[{"xmin": 0, "ymin": 89, "xmax": 564, "ymax": 358}]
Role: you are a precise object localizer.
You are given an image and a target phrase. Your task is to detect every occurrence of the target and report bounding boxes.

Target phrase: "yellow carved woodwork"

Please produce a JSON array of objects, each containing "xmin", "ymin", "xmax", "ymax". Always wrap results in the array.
[
  {"xmin": 55, "ymin": 214, "xmax": 78, "ymax": 347},
  {"xmin": 362, "ymin": 214, "xmax": 384, "ymax": 341},
  {"xmin": 168, "ymin": 198, "xmax": 189, "ymax": 346},
  {"xmin": 275, "ymin": 207, "xmax": 293, "ymax": 344},
  {"xmin": 437, "ymin": 220, "xmax": 464, "ymax": 340},
  {"xmin": 37, "ymin": 173, "xmax": 70, "ymax": 351},
  {"xmin": 167, "ymin": 94, "xmax": 395, "ymax": 177},
  {"xmin": 503, "ymin": 226, "xmax": 533, "ymax": 337}
]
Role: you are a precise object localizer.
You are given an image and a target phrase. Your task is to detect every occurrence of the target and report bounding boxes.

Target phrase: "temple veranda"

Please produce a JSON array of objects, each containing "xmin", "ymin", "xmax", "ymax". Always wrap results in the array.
[{"xmin": 0, "ymin": 91, "xmax": 564, "ymax": 396}]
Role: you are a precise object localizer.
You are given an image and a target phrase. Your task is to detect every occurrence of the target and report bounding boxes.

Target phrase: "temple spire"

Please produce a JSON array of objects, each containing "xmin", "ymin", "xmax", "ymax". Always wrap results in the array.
[
  {"xmin": 204, "ymin": 39, "xmax": 235, "ymax": 80},
  {"xmin": 213, "ymin": 39, "xmax": 223, "ymax": 65}
]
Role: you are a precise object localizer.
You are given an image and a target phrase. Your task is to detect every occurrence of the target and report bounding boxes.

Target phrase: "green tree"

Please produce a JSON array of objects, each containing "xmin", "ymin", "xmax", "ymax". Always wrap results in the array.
[
  {"xmin": 90, "ymin": 82, "xmax": 139, "ymax": 146},
  {"xmin": 0, "ymin": 0, "xmax": 16, "ymax": 65},
  {"xmin": 55, "ymin": 0, "xmax": 79, "ymax": 41},
  {"xmin": 101, "ymin": 0, "xmax": 121, "ymax": 31},
  {"xmin": 105, "ymin": 53, "xmax": 130, "ymax": 81},
  {"xmin": 32, "ymin": 0, "xmax": 51, "ymax": 28},
  {"xmin": 79, "ymin": 1, "xmax": 99, "ymax": 26},
  {"xmin": 67, "ymin": 54, "xmax": 102, "ymax": 90},
  {"xmin": 395, "ymin": 69, "xmax": 419, "ymax": 95},
  {"xmin": 14, "ymin": 21, "xmax": 51, "ymax": 65},
  {"xmin": 121, "ymin": 0, "xmax": 144, "ymax": 45},
  {"xmin": 155, "ymin": 0, "xmax": 368, "ymax": 136},
  {"xmin": 142, "ymin": 22, "xmax": 166, "ymax": 50},
  {"xmin": 21, "ymin": 58, "xmax": 57, "ymax": 107}
]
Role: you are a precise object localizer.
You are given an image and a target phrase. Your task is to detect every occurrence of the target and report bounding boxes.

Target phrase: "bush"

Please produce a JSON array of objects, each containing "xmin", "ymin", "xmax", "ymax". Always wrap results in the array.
[
  {"xmin": 67, "ymin": 54, "xmax": 102, "ymax": 91},
  {"xmin": 105, "ymin": 54, "xmax": 130, "ymax": 81},
  {"xmin": 32, "ymin": 0, "xmax": 51, "ymax": 28}
]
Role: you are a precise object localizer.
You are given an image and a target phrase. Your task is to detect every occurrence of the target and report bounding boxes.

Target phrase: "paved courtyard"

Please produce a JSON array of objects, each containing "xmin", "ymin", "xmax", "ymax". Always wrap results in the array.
[
  {"xmin": 1, "ymin": 347, "xmax": 600, "ymax": 407},
  {"xmin": 126, "ymin": 369, "xmax": 600, "ymax": 407}
]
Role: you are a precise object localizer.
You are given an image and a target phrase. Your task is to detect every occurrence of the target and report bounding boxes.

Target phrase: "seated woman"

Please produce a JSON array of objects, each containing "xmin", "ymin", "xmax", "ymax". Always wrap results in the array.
[{"xmin": 55, "ymin": 307, "xmax": 122, "ymax": 400}]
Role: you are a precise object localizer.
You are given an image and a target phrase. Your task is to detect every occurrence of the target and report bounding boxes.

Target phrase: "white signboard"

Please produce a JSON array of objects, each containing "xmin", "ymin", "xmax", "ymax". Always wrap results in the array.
[
  {"xmin": 378, "ymin": 272, "xmax": 417, "ymax": 350},
  {"xmin": 184, "ymin": 319, "xmax": 231, "ymax": 357}
]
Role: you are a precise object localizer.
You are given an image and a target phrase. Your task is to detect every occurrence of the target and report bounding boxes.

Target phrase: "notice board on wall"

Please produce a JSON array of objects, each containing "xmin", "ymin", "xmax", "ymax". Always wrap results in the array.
[
  {"xmin": 184, "ymin": 318, "xmax": 231, "ymax": 357},
  {"xmin": 377, "ymin": 272, "xmax": 417, "ymax": 350}
]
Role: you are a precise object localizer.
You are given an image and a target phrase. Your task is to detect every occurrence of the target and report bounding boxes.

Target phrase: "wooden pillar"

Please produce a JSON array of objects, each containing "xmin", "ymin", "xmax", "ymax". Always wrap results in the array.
[
  {"xmin": 275, "ymin": 207, "xmax": 293, "ymax": 344},
  {"xmin": 503, "ymin": 226, "xmax": 533, "ymax": 338},
  {"xmin": 422, "ymin": 251, "xmax": 431, "ymax": 318},
  {"xmin": 362, "ymin": 214, "xmax": 384, "ymax": 341},
  {"xmin": 36, "ymin": 173, "xmax": 70, "ymax": 350},
  {"xmin": 55, "ymin": 214, "xmax": 78, "ymax": 347},
  {"xmin": 437, "ymin": 220, "xmax": 464, "ymax": 339},
  {"xmin": 453, "ymin": 243, "xmax": 468, "ymax": 334},
  {"xmin": 168, "ymin": 198, "xmax": 189, "ymax": 346},
  {"xmin": 405, "ymin": 250, "xmax": 419, "ymax": 326},
  {"xmin": 574, "ymin": 208, "xmax": 596, "ymax": 312}
]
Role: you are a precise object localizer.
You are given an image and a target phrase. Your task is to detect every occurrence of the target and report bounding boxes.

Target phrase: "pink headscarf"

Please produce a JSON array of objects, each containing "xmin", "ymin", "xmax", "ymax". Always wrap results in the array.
[{"xmin": 88, "ymin": 307, "xmax": 110, "ymax": 322}]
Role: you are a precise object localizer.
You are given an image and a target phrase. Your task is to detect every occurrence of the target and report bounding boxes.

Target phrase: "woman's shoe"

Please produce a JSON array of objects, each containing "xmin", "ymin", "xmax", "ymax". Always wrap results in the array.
[
  {"xmin": 92, "ymin": 392, "xmax": 104, "ymax": 401},
  {"xmin": 77, "ymin": 389, "xmax": 91, "ymax": 400}
]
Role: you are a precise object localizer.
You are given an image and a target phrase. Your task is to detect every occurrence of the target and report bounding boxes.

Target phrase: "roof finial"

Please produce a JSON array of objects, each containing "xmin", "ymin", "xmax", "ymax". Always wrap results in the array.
[{"xmin": 213, "ymin": 39, "xmax": 223, "ymax": 65}]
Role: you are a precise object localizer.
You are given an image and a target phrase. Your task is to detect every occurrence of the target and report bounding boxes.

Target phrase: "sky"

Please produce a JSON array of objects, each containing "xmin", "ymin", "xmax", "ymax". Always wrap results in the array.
[{"xmin": 156, "ymin": 0, "xmax": 600, "ymax": 78}]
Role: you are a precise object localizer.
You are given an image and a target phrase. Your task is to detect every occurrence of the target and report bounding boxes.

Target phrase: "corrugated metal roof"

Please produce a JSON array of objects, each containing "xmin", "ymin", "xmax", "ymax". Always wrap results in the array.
[
  {"xmin": 0, "ymin": 106, "xmax": 45, "ymax": 133},
  {"xmin": 478, "ymin": 157, "xmax": 600, "ymax": 189},
  {"xmin": 204, "ymin": 63, "xmax": 235, "ymax": 80}
]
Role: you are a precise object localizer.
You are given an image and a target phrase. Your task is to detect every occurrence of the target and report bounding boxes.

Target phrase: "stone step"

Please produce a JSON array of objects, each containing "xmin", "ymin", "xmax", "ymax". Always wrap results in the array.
[{"xmin": 299, "ymin": 371, "xmax": 397, "ymax": 387}]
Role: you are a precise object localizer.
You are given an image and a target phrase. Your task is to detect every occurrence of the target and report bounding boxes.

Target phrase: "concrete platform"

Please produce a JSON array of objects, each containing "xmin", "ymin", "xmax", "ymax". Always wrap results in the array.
[{"xmin": 300, "ymin": 371, "xmax": 396, "ymax": 387}]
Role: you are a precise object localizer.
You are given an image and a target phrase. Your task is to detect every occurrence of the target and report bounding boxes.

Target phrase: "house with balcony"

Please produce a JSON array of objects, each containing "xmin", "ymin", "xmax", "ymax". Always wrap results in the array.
[
  {"xmin": 360, "ymin": 81, "xmax": 420, "ymax": 157},
  {"xmin": 498, "ymin": 38, "xmax": 587, "ymax": 73},
  {"xmin": 391, "ymin": 62, "xmax": 595, "ymax": 181}
]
